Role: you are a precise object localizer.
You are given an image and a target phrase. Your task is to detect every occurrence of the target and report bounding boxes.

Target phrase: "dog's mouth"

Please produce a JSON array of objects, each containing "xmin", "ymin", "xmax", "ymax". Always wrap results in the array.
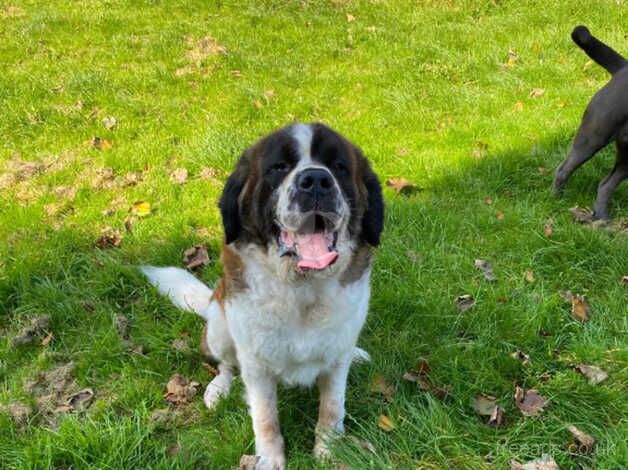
[{"xmin": 278, "ymin": 214, "xmax": 339, "ymax": 271}]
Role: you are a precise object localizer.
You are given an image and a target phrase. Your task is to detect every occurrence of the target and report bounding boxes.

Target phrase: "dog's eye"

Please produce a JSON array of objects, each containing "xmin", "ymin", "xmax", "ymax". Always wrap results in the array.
[
  {"xmin": 332, "ymin": 161, "xmax": 347, "ymax": 173},
  {"xmin": 270, "ymin": 162, "xmax": 289, "ymax": 172}
]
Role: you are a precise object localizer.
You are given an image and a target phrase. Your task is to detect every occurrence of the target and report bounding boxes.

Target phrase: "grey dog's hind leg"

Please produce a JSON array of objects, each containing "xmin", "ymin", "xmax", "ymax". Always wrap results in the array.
[
  {"xmin": 553, "ymin": 107, "xmax": 615, "ymax": 193},
  {"xmin": 593, "ymin": 125, "xmax": 628, "ymax": 220}
]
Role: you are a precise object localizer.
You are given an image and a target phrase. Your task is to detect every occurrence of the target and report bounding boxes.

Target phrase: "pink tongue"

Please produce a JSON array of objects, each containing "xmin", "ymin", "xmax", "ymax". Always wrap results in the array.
[{"xmin": 295, "ymin": 233, "xmax": 338, "ymax": 270}]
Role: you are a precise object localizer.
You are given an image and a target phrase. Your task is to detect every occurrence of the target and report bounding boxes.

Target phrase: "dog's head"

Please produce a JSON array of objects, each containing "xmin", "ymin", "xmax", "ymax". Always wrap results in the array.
[{"xmin": 219, "ymin": 123, "xmax": 383, "ymax": 276}]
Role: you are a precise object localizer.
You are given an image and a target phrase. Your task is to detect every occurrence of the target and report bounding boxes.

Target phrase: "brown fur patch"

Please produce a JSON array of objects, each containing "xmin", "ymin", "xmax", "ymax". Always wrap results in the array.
[
  {"xmin": 199, "ymin": 324, "xmax": 212, "ymax": 360},
  {"xmin": 210, "ymin": 241, "xmax": 247, "ymax": 311},
  {"xmin": 340, "ymin": 243, "xmax": 372, "ymax": 286}
]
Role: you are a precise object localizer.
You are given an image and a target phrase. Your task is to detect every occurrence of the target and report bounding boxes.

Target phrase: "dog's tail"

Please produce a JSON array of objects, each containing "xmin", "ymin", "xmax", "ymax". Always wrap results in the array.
[
  {"xmin": 141, "ymin": 266, "xmax": 212, "ymax": 320},
  {"xmin": 572, "ymin": 25, "xmax": 626, "ymax": 75}
]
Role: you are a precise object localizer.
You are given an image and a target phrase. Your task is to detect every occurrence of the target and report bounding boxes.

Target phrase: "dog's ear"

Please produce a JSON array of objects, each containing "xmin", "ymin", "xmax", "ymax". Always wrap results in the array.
[
  {"xmin": 219, "ymin": 158, "xmax": 249, "ymax": 245},
  {"xmin": 361, "ymin": 164, "xmax": 384, "ymax": 246}
]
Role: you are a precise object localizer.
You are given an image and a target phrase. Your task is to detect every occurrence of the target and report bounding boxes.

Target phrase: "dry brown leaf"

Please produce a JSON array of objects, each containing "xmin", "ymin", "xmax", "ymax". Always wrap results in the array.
[
  {"xmin": 377, "ymin": 414, "xmax": 395, "ymax": 432},
  {"xmin": 95, "ymin": 226, "xmax": 122, "ymax": 249},
  {"xmin": 1, "ymin": 401, "xmax": 32, "ymax": 426},
  {"xmin": 475, "ymin": 259, "xmax": 496, "ymax": 282},
  {"xmin": 511, "ymin": 350, "xmax": 531, "ymax": 365},
  {"xmin": 101, "ymin": 116, "xmax": 117, "ymax": 130},
  {"xmin": 183, "ymin": 244, "xmax": 210, "ymax": 270},
  {"xmin": 254, "ymin": 99, "xmax": 263, "ymax": 109},
  {"xmin": 483, "ymin": 197, "xmax": 493, "ymax": 205},
  {"xmin": 385, "ymin": 177, "xmax": 416, "ymax": 195},
  {"xmin": 574, "ymin": 364, "xmax": 608, "ymax": 385},
  {"xmin": 513, "ymin": 101, "xmax": 524, "ymax": 112},
  {"xmin": 537, "ymin": 167, "xmax": 551, "ymax": 175},
  {"xmin": 370, "ymin": 373, "xmax": 395, "ymax": 403},
  {"xmin": 236, "ymin": 455, "xmax": 261, "ymax": 470},
  {"xmin": 12, "ymin": 315, "xmax": 50, "ymax": 346},
  {"xmin": 583, "ymin": 60, "xmax": 593, "ymax": 72},
  {"xmin": 571, "ymin": 295, "xmax": 591, "ymax": 322},
  {"xmin": 502, "ymin": 49, "xmax": 518, "ymax": 68},
  {"xmin": 454, "ymin": 294, "xmax": 475, "ymax": 312},
  {"xmin": 543, "ymin": 220, "xmax": 553, "ymax": 237},
  {"xmin": 63, "ymin": 388, "xmax": 95, "ymax": 412},
  {"xmin": 510, "ymin": 454, "xmax": 559, "ymax": 470},
  {"xmin": 524, "ymin": 271, "xmax": 535, "ymax": 283},
  {"xmin": 567, "ymin": 425, "xmax": 595, "ymax": 454},
  {"xmin": 115, "ymin": 314, "xmax": 129, "ymax": 340},
  {"xmin": 473, "ymin": 141, "xmax": 489, "ymax": 159},
  {"xmin": 346, "ymin": 13, "xmax": 355, "ymax": 22},
  {"xmin": 170, "ymin": 168, "xmax": 188, "ymax": 184},
  {"xmin": 529, "ymin": 88, "xmax": 545, "ymax": 98},
  {"xmin": 472, "ymin": 393, "xmax": 498, "ymax": 416},
  {"xmin": 40, "ymin": 331, "xmax": 53, "ymax": 346},
  {"xmin": 495, "ymin": 210, "xmax": 505, "ymax": 220},
  {"xmin": 164, "ymin": 374, "xmax": 200, "ymax": 405},
  {"xmin": 85, "ymin": 136, "xmax": 112, "ymax": 150},
  {"xmin": 514, "ymin": 387, "xmax": 547, "ymax": 416},
  {"xmin": 230, "ymin": 70, "xmax": 243, "ymax": 78},
  {"xmin": 569, "ymin": 206, "xmax": 594, "ymax": 223}
]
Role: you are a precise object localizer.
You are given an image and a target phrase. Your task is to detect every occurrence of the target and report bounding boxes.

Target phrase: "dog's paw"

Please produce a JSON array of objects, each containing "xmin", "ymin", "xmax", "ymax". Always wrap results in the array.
[
  {"xmin": 352, "ymin": 347, "xmax": 371, "ymax": 363},
  {"xmin": 203, "ymin": 373, "xmax": 234, "ymax": 410},
  {"xmin": 254, "ymin": 453, "xmax": 286, "ymax": 470}
]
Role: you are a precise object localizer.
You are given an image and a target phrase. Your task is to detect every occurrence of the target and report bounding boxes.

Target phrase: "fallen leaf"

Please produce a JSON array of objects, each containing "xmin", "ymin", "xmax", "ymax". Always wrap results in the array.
[
  {"xmin": 377, "ymin": 414, "xmax": 396, "ymax": 432},
  {"xmin": 543, "ymin": 220, "xmax": 553, "ymax": 237},
  {"xmin": 574, "ymin": 364, "xmax": 608, "ymax": 385},
  {"xmin": 254, "ymin": 99, "xmax": 263, "ymax": 109},
  {"xmin": 475, "ymin": 259, "xmax": 496, "ymax": 282},
  {"xmin": 488, "ymin": 405, "xmax": 505, "ymax": 427},
  {"xmin": 513, "ymin": 101, "xmax": 524, "ymax": 112},
  {"xmin": 483, "ymin": 197, "xmax": 493, "ymax": 205},
  {"xmin": 529, "ymin": 88, "xmax": 545, "ymax": 98},
  {"xmin": 183, "ymin": 244, "xmax": 210, "ymax": 270},
  {"xmin": 346, "ymin": 13, "xmax": 355, "ymax": 22},
  {"xmin": 95, "ymin": 226, "xmax": 122, "ymax": 249},
  {"xmin": 172, "ymin": 338, "xmax": 191, "ymax": 353},
  {"xmin": 511, "ymin": 350, "xmax": 531, "ymax": 365},
  {"xmin": 130, "ymin": 201, "xmax": 151, "ymax": 217},
  {"xmin": 514, "ymin": 387, "xmax": 547, "ymax": 416},
  {"xmin": 115, "ymin": 314, "xmax": 129, "ymax": 340},
  {"xmin": 583, "ymin": 60, "xmax": 593, "ymax": 72},
  {"xmin": 12, "ymin": 315, "xmax": 50, "ymax": 346},
  {"xmin": 524, "ymin": 271, "xmax": 535, "ymax": 283},
  {"xmin": 566, "ymin": 425, "xmax": 595, "ymax": 454},
  {"xmin": 50, "ymin": 85, "xmax": 64, "ymax": 94},
  {"xmin": 101, "ymin": 116, "xmax": 117, "ymax": 130},
  {"xmin": 569, "ymin": 206, "xmax": 594, "ymax": 223},
  {"xmin": 370, "ymin": 373, "xmax": 395, "ymax": 403},
  {"xmin": 622, "ymin": 276, "xmax": 628, "ymax": 287},
  {"xmin": 510, "ymin": 454, "xmax": 559, "ymax": 470},
  {"xmin": 0, "ymin": 401, "xmax": 32, "ymax": 426},
  {"xmin": 502, "ymin": 49, "xmax": 518, "ymax": 67},
  {"xmin": 170, "ymin": 168, "xmax": 188, "ymax": 184},
  {"xmin": 230, "ymin": 70, "xmax": 243, "ymax": 78},
  {"xmin": 495, "ymin": 210, "xmax": 505, "ymax": 220},
  {"xmin": 537, "ymin": 167, "xmax": 551, "ymax": 175},
  {"xmin": 85, "ymin": 136, "xmax": 112, "ymax": 150},
  {"xmin": 454, "ymin": 294, "xmax": 475, "ymax": 312},
  {"xmin": 473, "ymin": 141, "xmax": 489, "ymax": 159},
  {"xmin": 40, "ymin": 331, "xmax": 53, "ymax": 346},
  {"xmin": 61, "ymin": 388, "xmax": 95, "ymax": 412},
  {"xmin": 385, "ymin": 177, "xmax": 416, "ymax": 195},
  {"xmin": 472, "ymin": 393, "xmax": 498, "ymax": 416},
  {"xmin": 237, "ymin": 455, "xmax": 261, "ymax": 470},
  {"xmin": 571, "ymin": 295, "xmax": 591, "ymax": 322},
  {"xmin": 164, "ymin": 374, "xmax": 200, "ymax": 405}
]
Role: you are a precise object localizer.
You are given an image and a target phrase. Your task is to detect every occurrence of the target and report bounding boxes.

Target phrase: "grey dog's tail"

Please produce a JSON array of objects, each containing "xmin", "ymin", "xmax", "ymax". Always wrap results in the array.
[{"xmin": 571, "ymin": 25, "xmax": 626, "ymax": 75}]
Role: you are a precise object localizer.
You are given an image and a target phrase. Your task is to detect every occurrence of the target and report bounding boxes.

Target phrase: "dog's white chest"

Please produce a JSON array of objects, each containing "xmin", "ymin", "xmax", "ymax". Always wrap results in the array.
[{"xmin": 225, "ymin": 260, "xmax": 370, "ymax": 386}]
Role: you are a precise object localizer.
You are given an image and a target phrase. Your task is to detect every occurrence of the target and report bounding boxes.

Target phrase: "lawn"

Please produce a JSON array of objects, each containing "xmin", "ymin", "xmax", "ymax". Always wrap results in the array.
[{"xmin": 1, "ymin": 0, "xmax": 627, "ymax": 469}]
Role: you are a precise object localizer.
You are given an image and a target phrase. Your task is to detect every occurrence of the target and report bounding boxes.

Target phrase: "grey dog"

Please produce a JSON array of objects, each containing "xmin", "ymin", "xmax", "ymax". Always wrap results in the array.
[{"xmin": 553, "ymin": 26, "xmax": 628, "ymax": 220}]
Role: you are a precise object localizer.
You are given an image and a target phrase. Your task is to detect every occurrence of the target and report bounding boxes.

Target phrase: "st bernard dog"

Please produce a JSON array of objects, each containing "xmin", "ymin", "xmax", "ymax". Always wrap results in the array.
[{"xmin": 142, "ymin": 122, "xmax": 384, "ymax": 469}]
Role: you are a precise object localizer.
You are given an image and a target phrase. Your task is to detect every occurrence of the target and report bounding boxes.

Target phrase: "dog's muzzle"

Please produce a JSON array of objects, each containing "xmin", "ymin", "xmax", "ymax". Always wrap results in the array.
[{"xmin": 278, "ymin": 168, "xmax": 343, "ymax": 271}]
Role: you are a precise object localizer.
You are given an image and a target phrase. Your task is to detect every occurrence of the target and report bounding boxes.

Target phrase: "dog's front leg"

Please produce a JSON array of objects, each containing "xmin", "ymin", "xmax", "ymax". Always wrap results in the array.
[
  {"xmin": 314, "ymin": 355, "xmax": 352, "ymax": 460},
  {"xmin": 241, "ymin": 367, "xmax": 286, "ymax": 470}
]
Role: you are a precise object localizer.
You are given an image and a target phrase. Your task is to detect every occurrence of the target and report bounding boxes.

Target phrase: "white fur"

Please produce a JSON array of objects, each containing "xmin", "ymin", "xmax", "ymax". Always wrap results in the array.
[{"xmin": 290, "ymin": 123, "xmax": 313, "ymax": 164}]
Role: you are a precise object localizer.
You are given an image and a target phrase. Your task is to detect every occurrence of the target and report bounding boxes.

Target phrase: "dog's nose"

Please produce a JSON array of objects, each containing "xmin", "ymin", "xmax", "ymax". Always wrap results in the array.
[{"xmin": 296, "ymin": 168, "xmax": 333, "ymax": 195}]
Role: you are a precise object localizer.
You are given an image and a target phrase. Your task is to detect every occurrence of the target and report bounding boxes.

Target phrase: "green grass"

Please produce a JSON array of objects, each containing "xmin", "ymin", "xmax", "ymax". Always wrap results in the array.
[{"xmin": 1, "ymin": 0, "xmax": 627, "ymax": 468}]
